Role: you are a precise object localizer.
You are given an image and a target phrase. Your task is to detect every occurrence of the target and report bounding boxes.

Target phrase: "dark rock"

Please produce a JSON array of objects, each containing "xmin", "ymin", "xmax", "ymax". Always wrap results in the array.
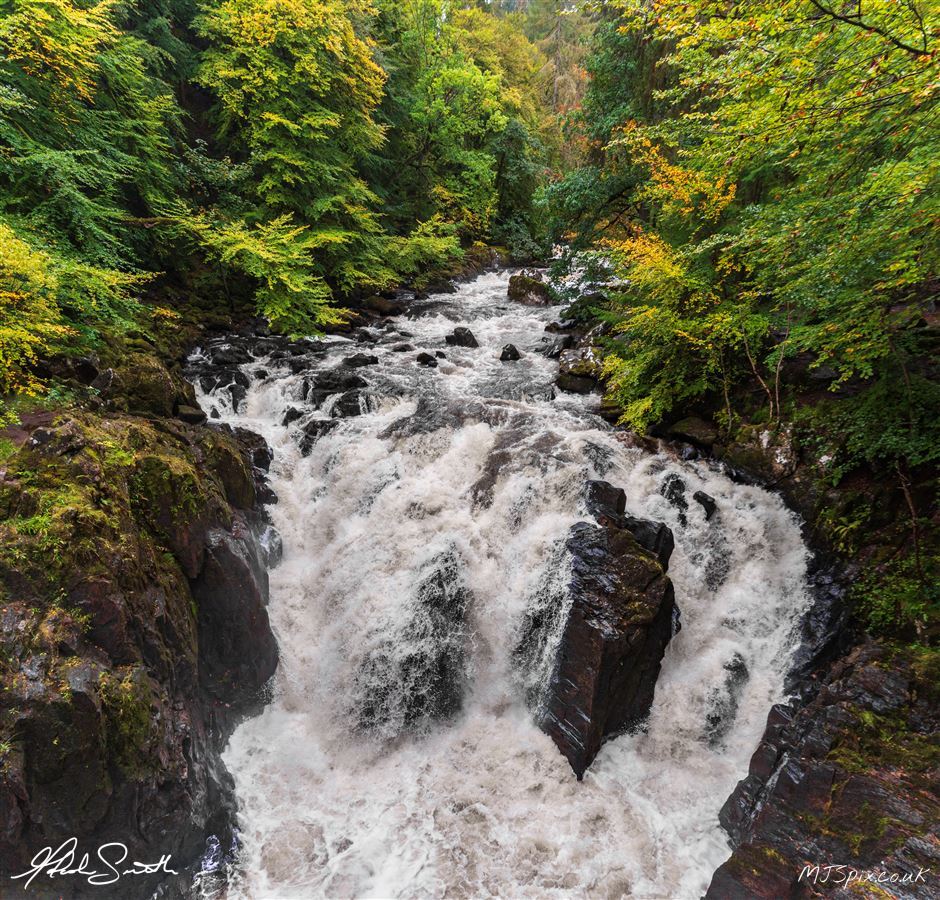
[
  {"xmin": 708, "ymin": 642, "xmax": 940, "ymax": 900},
  {"xmin": 343, "ymin": 354, "xmax": 379, "ymax": 368},
  {"xmin": 299, "ymin": 419, "xmax": 339, "ymax": 456},
  {"xmin": 660, "ymin": 473, "xmax": 689, "ymax": 525},
  {"xmin": 500, "ymin": 344, "xmax": 521, "ymax": 362},
  {"xmin": 282, "ymin": 407, "xmax": 304, "ymax": 426},
  {"xmin": 541, "ymin": 334, "xmax": 575, "ymax": 359},
  {"xmin": 224, "ymin": 425, "xmax": 273, "ymax": 472},
  {"xmin": 363, "ymin": 294, "xmax": 399, "ymax": 315},
  {"xmin": 209, "ymin": 344, "xmax": 252, "ymax": 367},
  {"xmin": 177, "ymin": 404, "xmax": 207, "ymax": 425},
  {"xmin": 416, "ymin": 352, "xmax": 438, "ymax": 368},
  {"xmin": 693, "ymin": 490, "xmax": 717, "ymax": 520},
  {"xmin": 584, "ymin": 480, "xmax": 627, "ymax": 520},
  {"xmin": 0, "ymin": 414, "xmax": 280, "ymax": 898},
  {"xmin": 392, "ymin": 343, "xmax": 416, "ymax": 352},
  {"xmin": 331, "ymin": 391, "xmax": 369, "ymax": 418},
  {"xmin": 667, "ymin": 416, "xmax": 719, "ymax": 448},
  {"xmin": 538, "ymin": 521, "xmax": 677, "ymax": 778},
  {"xmin": 508, "ymin": 272, "xmax": 553, "ymax": 306},
  {"xmin": 354, "ymin": 550, "xmax": 471, "ymax": 734},
  {"xmin": 435, "ymin": 350, "xmax": 446, "ymax": 359},
  {"xmin": 621, "ymin": 517, "xmax": 675, "ymax": 571},
  {"xmin": 704, "ymin": 653, "xmax": 750, "ymax": 746},
  {"xmin": 556, "ymin": 347, "xmax": 601, "ymax": 394},
  {"xmin": 191, "ymin": 514, "xmax": 278, "ymax": 711},
  {"xmin": 445, "ymin": 327, "xmax": 479, "ymax": 348}
]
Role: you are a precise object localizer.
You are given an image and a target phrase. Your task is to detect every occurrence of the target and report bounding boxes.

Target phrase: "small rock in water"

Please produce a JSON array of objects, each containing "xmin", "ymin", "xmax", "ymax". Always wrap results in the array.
[
  {"xmin": 299, "ymin": 419, "xmax": 339, "ymax": 455},
  {"xmin": 282, "ymin": 407, "xmax": 304, "ymax": 426},
  {"xmin": 331, "ymin": 390, "xmax": 369, "ymax": 418},
  {"xmin": 343, "ymin": 354, "xmax": 379, "ymax": 368},
  {"xmin": 500, "ymin": 344, "xmax": 521, "ymax": 361},
  {"xmin": 392, "ymin": 343, "xmax": 415, "ymax": 352},
  {"xmin": 693, "ymin": 490, "xmax": 717, "ymax": 520},
  {"xmin": 445, "ymin": 327, "xmax": 479, "ymax": 348},
  {"xmin": 435, "ymin": 350, "xmax": 446, "ymax": 359},
  {"xmin": 660, "ymin": 473, "xmax": 689, "ymax": 525},
  {"xmin": 416, "ymin": 352, "xmax": 438, "ymax": 368}
]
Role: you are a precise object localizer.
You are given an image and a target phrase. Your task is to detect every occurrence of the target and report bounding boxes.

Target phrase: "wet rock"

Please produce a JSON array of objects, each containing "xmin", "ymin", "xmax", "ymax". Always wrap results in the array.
[
  {"xmin": 708, "ymin": 642, "xmax": 940, "ymax": 900},
  {"xmin": 500, "ymin": 344, "xmax": 521, "ymax": 362},
  {"xmin": 704, "ymin": 653, "xmax": 750, "ymax": 746},
  {"xmin": 355, "ymin": 551, "xmax": 471, "ymax": 734},
  {"xmin": 508, "ymin": 272, "xmax": 553, "ymax": 306},
  {"xmin": 303, "ymin": 371, "xmax": 368, "ymax": 407},
  {"xmin": 282, "ymin": 407, "xmax": 304, "ymax": 426},
  {"xmin": 435, "ymin": 350, "xmax": 446, "ymax": 359},
  {"xmin": 343, "ymin": 354, "xmax": 379, "ymax": 368},
  {"xmin": 584, "ymin": 480, "xmax": 674, "ymax": 571},
  {"xmin": 693, "ymin": 490, "xmax": 717, "ymax": 520},
  {"xmin": 331, "ymin": 391, "xmax": 370, "ymax": 419},
  {"xmin": 363, "ymin": 294, "xmax": 399, "ymax": 315},
  {"xmin": 223, "ymin": 425, "xmax": 273, "ymax": 472},
  {"xmin": 445, "ymin": 327, "xmax": 479, "ymax": 348},
  {"xmin": 416, "ymin": 352, "xmax": 438, "ymax": 368},
  {"xmin": 540, "ymin": 334, "xmax": 575, "ymax": 359},
  {"xmin": 191, "ymin": 514, "xmax": 278, "ymax": 712},
  {"xmin": 176, "ymin": 404, "xmax": 207, "ymax": 425},
  {"xmin": 556, "ymin": 347, "xmax": 602, "ymax": 394},
  {"xmin": 540, "ymin": 521, "xmax": 676, "ymax": 778},
  {"xmin": 660, "ymin": 473, "xmax": 689, "ymax": 525},
  {"xmin": 299, "ymin": 419, "xmax": 339, "ymax": 456},
  {"xmin": 392, "ymin": 343, "xmax": 416, "ymax": 352},
  {"xmin": 209, "ymin": 344, "xmax": 252, "ymax": 367},
  {"xmin": 0, "ymin": 413, "xmax": 279, "ymax": 897}
]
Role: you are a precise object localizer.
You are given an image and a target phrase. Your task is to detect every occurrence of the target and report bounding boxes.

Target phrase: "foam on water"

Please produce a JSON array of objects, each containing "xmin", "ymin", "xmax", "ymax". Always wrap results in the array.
[{"xmin": 195, "ymin": 270, "xmax": 812, "ymax": 898}]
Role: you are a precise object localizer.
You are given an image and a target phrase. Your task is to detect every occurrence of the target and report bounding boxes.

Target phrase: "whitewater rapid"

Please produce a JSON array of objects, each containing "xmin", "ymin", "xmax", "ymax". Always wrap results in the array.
[{"xmin": 194, "ymin": 270, "xmax": 812, "ymax": 899}]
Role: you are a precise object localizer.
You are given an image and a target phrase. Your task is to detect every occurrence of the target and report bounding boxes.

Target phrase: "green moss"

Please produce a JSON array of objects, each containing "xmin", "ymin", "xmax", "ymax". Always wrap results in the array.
[{"xmin": 98, "ymin": 669, "xmax": 155, "ymax": 778}]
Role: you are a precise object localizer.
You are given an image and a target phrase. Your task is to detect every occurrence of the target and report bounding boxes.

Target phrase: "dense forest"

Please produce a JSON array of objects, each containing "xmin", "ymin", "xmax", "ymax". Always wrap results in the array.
[
  {"xmin": 0, "ymin": 1, "xmax": 938, "ymax": 893},
  {"xmin": 2, "ymin": 0, "xmax": 935, "ymax": 633}
]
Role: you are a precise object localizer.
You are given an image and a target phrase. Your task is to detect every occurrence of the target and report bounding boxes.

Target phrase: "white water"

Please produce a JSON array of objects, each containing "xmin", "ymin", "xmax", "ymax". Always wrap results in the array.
[{"xmin": 195, "ymin": 271, "xmax": 812, "ymax": 899}]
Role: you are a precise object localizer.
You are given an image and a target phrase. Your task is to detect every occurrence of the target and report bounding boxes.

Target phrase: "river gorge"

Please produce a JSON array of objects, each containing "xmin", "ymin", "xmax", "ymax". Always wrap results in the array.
[{"xmin": 190, "ymin": 269, "xmax": 814, "ymax": 898}]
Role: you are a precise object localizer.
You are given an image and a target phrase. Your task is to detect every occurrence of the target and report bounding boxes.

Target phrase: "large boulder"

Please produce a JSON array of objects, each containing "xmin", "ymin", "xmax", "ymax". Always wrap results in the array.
[
  {"xmin": 518, "ymin": 481, "xmax": 677, "ymax": 779},
  {"xmin": 508, "ymin": 272, "xmax": 553, "ymax": 306}
]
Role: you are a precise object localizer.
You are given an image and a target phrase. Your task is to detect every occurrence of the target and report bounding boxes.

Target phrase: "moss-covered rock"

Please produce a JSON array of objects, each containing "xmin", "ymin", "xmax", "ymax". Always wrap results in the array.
[{"xmin": 0, "ymin": 396, "xmax": 278, "ymax": 896}]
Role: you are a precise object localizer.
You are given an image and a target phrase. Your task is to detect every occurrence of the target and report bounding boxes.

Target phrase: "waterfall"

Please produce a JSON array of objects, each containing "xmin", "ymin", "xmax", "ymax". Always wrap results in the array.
[{"xmin": 193, "ymin": 270, "xmax": 812, "ymax": 898}]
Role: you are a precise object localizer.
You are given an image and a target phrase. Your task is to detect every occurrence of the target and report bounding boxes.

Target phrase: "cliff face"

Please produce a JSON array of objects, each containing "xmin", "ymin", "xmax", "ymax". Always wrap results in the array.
[
  {"xmin": 708, "ymin": 642, "xmax": 939, "ymax": 899},
  {"xmin": 0, "ymin": 353, "xmax": 279, "ymax": 898}
]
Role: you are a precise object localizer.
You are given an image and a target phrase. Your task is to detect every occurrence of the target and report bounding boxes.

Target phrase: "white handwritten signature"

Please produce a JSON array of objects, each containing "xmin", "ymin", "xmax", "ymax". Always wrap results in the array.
[{"xmin": 11, "ymin": 837, "xmax": 178, "ymax": 889}]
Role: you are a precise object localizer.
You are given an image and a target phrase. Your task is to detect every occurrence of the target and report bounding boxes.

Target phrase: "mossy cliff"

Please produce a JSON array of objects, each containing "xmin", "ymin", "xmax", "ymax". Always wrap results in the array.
[{"xmin": 0, "ymin": 352, "xmax": 278, "ymax": 898}]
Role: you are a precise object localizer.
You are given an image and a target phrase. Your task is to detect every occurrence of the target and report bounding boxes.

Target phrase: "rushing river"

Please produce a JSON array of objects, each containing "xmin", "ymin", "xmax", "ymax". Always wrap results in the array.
[{"xmin": 194, "ymin": 270, "xmax": 812, "ymax": 899}]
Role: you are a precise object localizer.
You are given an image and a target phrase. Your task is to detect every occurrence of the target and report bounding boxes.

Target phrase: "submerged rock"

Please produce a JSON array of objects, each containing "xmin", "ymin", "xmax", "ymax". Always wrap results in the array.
[
  {"xmin": 354, "ymin": 550, "xmax": 471, "ymax": 735},
  {"xmin": 298, "ymin": 419, "xmax": 339, "ymax": 455}
]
